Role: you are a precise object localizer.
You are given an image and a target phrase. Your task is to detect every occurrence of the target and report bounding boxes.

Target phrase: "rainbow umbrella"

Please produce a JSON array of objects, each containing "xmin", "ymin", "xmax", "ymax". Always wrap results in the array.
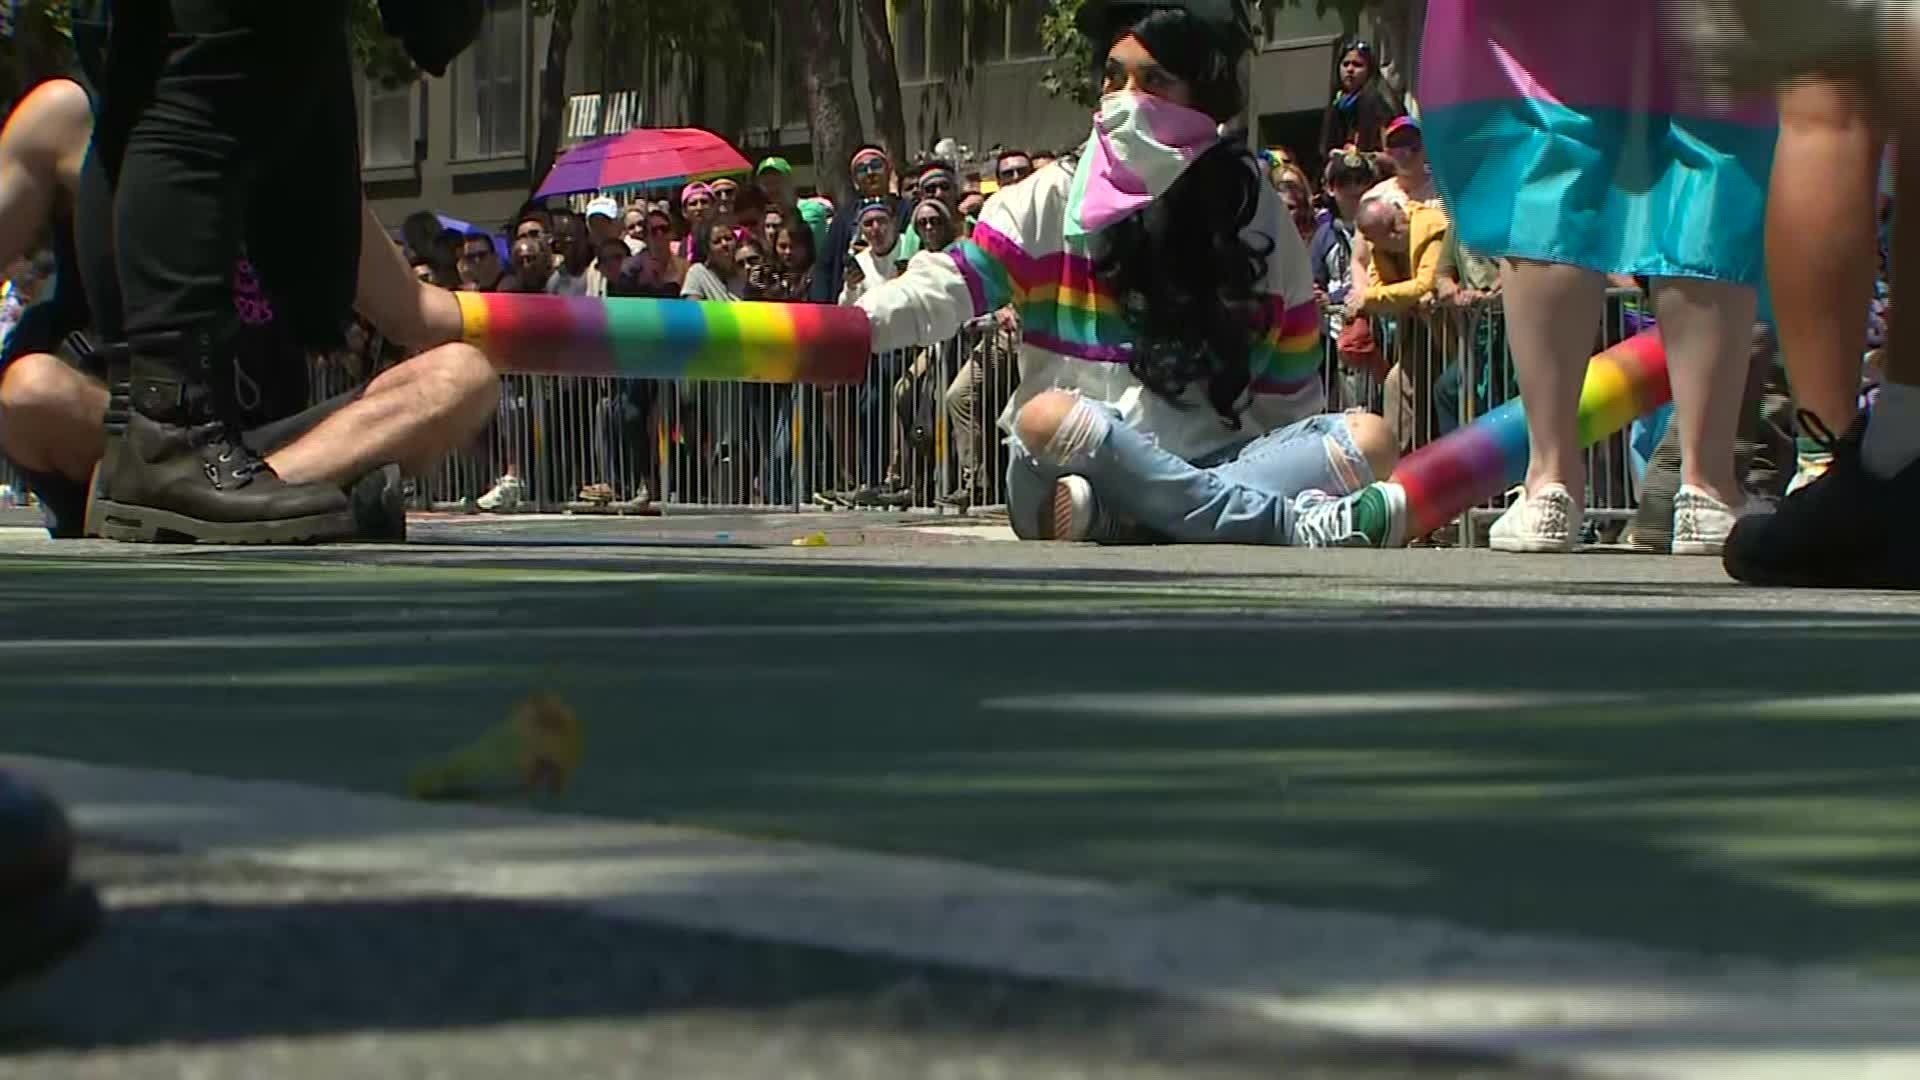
[{"xmin": 535, "ymin": 128, "xmax": 751, "ymax": 199}]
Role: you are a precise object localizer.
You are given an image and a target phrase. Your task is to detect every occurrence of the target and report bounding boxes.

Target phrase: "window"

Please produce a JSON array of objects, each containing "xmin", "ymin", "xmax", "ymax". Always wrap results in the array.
[
  {"xmin": 929, "ymin": 0, "xmax": 965, "ymax": 78},
  {"xmin": 779, "ymin": 13, "xmax": 808, "ymax": 126},
  {"xmin": 363, "ymin": 77, "xmax": 416, "ymax": 168},
  {"xmin": 898, "ymin": 0, "xmax": 1043, "ymax": 76},
  {"xmin": 895, "ymin": 0, "xmax": 927, "ymax": 82},
  {"xmin": 455, "ymin": 0, "xmax": 524, "ymax": 160},
  {"xmin": 1006, "ymin": 0, "xmax": 1045, "ymax": 59},
  {"xmin": 969, "ymin": 0, "xmax": 1005, "ymax": 66}
]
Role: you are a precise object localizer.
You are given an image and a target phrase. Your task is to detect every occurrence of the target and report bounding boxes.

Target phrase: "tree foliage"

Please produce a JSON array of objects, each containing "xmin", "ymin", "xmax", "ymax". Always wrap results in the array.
[
  {"xmin": 1036, "ymin": 0, "xmax": 1097, "ymax": 108},
  {"xmin": 0, "ymin": 0, "xmax": 74, "ymax": 108}
]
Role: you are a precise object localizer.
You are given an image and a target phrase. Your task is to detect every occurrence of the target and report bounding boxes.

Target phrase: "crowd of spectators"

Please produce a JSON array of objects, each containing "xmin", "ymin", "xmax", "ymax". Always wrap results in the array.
[
  {"xmin": 365, "ymin": 141, "xmax": 1070, "ymax": 513},
  {"xmin": 1, "ymin": 33, "xmax": 1856, "ymax": 535}
]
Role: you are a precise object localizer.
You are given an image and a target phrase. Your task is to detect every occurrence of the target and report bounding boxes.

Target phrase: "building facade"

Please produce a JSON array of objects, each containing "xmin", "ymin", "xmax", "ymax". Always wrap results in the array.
[{"xmin": 360, "ymin": 0, "xmax": 1394, "ymax": 230}]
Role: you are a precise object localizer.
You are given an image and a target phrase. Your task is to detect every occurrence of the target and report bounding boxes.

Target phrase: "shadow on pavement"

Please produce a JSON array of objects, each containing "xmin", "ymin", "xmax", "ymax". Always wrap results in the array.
[
  {"xmin": 0, "ymin": 846, "xmax": 1569, "ymax": 1076},
  {"xmin": 4, "ymin": 555, "xmax": 1920, "ymax": 984}
]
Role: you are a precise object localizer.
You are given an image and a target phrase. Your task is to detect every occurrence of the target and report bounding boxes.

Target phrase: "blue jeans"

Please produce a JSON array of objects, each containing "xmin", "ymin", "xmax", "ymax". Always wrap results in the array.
[{"xmin": 1005, "ymin": 403, "xmax": 1374, "ymax": 544}]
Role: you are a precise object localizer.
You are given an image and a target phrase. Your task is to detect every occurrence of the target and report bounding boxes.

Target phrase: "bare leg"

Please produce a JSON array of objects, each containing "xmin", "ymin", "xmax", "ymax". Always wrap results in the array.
[
  {"xmin": 1649, "ymin": 278, "xmax": 1760, "ymax": 505},
  {"xmin": 0, "ymin": 354, "xmax": 107, "ymax": 483},
  {"xmin": 1770, "ymin": 75, "xmax": 1884, "ymax": 431},
  {"xmin": 266, "ymin": 344, "xmax": 500, "ymax": 485},
  {"xmin": 1501, "ymin": 260, "xmax": 1609, "ymax": 504}
]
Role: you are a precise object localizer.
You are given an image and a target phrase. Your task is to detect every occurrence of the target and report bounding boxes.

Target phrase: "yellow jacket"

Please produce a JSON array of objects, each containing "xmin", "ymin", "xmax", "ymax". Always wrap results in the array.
[{"xmin": 1363, "ymin": 204, "xmax": 1449, "ymax": 313}]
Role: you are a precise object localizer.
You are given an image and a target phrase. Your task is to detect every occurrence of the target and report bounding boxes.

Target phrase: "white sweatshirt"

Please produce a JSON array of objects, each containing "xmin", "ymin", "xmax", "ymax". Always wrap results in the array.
[{"xmin": 854, "ymin": 160, "xmax": 1326, "ymax": 462}]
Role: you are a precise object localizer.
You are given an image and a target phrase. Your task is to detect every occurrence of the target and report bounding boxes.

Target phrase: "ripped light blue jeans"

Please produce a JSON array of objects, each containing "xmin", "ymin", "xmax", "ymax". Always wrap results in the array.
[{"xmin": 1005, "ymin": 401, "xmax": 1375, "ymax": 544}]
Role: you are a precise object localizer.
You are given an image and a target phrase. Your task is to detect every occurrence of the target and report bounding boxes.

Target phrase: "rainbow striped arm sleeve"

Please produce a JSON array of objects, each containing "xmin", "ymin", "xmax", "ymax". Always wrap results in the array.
[
  {"xmin": 946, "ymin": 221, "xmax": 1034, "ymax": 316},
  {"xmin": 1249, "ymin": 294, "xmax": 1323, "ymax": 395}
]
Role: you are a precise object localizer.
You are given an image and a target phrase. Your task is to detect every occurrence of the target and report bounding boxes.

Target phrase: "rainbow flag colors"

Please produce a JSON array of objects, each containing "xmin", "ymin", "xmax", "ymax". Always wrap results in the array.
[
  {"xmin": 456, "ymin": 292, "xmax": 870, "ymax": 385},
  {"xmin": 1420, "ymin": 1, "xmax": 1774, "ymax": 288},
  {"xmin": 1391, "ymin": 329, "xmax": 1669, "ymax": 538}
]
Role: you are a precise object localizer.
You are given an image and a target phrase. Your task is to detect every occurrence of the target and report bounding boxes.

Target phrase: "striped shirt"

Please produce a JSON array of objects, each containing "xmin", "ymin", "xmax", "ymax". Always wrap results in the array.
[{"xmin": 858, "ymin": 159, "xmax": 1326, "ymax": 463}]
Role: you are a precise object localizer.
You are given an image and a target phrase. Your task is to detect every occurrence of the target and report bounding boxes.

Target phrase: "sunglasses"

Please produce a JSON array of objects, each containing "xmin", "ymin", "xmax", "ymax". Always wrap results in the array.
[
  {"xmin": 853, "ymin": 160, "xmax": 889, "ymax": 176},
  {"xmin": 922, "ymin": 180, "xmax": 954, "ymax": 193},
  {"xmin": 998, "ymin": 165, "xmax": 1031, "ymax": 182},
  {"xmin": 914, "ymin": 218, "xmax": 946, "ymax": 231}
]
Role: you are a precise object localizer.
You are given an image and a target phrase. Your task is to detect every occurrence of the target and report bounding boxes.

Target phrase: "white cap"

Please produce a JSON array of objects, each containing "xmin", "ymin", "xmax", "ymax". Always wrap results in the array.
[{"xmin": 585, "ymin": 196, "xmax": 620, "ymax": 221}]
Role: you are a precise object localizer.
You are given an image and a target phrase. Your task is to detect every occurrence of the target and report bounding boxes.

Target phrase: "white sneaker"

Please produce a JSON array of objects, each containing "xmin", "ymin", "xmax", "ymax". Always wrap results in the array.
[
  {"xmin": 1048, "ymin": 475, "xmax": 1096, "ymax": 541},
  {"xmin": 1288, "ymin": 481, "xmax": 1408, "ymax": 549},
  {"xmin": 1671, "ymin": 485, "xmax": 1770, "ymax": 557},
  {"xmin": 477, "ymin": 474, "xmax": 524, "ymax": 513},
  {"xmin": 1046, "ymin": 475, "xmax": 1141, "ymax": 543},
  {"xmin": 1488, "ymin": 483, "xmax": 1579, "ymax": 554}
]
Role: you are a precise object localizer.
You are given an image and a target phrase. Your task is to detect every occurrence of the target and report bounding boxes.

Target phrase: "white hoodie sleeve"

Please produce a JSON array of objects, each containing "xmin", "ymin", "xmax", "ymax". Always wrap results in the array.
[{"xmin": 855, "ymin": 176, "xmax": 1045, "ymax": 354}]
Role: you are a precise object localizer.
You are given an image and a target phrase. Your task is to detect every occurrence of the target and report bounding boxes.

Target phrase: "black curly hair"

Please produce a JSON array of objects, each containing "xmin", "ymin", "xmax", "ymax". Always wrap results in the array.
[{"xmin": 1087, "ymin": 8, "xmax": 1270, "ymax": 429}]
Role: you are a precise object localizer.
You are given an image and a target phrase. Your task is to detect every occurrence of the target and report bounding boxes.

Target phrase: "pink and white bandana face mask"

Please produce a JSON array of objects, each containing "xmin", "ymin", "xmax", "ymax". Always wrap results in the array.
[{"xmin": 1064, "ymin": 90, "xmax": 1224, "ymax": 238}]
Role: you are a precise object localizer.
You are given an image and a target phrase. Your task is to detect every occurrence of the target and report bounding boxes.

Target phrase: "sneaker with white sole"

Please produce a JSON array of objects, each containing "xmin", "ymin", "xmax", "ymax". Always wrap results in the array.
[
  {"xmin": 1046, "ymin": 475, "xmax": 1145, "ymax": 542},
  {"xmin": 1288, "ymin": 481, "xmax": 1408, "ymax": 549},
  {"xmin": 1671, "ymin": 484, "xmax": 1767, "ymax": 557},
  {"xmin": 476, "ymin": 474, "xmax": 524, "ymax": 513},
  {"xmin": 1048, "ymin": 475, "xmax": 1096, "ymax": 541},
  {"xmin": 1488, "ymin": 483, "xmax": 1579, "ymax": 554}
]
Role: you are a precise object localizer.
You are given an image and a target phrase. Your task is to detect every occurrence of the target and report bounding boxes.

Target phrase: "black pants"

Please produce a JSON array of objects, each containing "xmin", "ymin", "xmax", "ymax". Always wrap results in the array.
[{"xmin": 81, "ymin": 1, "xmax": 356, "ymax": 352}]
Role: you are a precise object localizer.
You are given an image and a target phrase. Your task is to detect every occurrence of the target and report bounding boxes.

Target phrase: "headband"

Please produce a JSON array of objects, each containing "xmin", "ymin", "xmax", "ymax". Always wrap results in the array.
[
  {"xmin": 851, "ymin": 148, "xmax": 889, "ymax": 171},
  {"xmin": 912, "ymin": 198, "xmax": 956, "ymax": 226}
]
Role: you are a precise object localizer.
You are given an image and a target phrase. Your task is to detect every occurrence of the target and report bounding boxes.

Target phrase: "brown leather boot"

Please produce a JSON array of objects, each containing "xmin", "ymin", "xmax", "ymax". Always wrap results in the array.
[{"xmin": 92, "ymin": 328, "xmax": 352, "ymax": 543}]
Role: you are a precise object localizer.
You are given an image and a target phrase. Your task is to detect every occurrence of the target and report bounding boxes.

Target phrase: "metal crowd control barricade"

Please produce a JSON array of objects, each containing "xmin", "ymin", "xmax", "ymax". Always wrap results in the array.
[
  {"xmin": 296, "ymin": 287, "xmax": 1658, "ymax": 533},
  {"xmin": 1384, "ymin": 287, "xmax": 1649, "ymax": 546}
]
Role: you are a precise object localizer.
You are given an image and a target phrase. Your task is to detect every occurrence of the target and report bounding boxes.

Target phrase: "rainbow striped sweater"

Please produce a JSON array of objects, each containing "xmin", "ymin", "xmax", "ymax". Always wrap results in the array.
[{"xmin": 857, "ymin": 162, "xmax": 1325, "ymax": 463}]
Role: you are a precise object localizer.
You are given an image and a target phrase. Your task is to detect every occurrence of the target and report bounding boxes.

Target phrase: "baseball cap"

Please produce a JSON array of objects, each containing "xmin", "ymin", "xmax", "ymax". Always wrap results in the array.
[
  {"xmin": 1383, "ymin": 116, "xmax": 1422, "ymax": 144},
  {"xmin": 756, "ymin": 156, "xmax": 793, "ymax": 176},
  {"xmin": 585, "ymin": 196, "xmax": 619, "ymax": 221}
]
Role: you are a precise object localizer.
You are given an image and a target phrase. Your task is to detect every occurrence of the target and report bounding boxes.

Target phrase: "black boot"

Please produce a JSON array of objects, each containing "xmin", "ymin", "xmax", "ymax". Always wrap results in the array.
[
  {"xmin": 0, "ymin": 772, "xmax": 102, "ymax": 987},
  {"xmin": 92, "ymin": 329, "xmax": 353, "ymax": 544},
  {"xmin": 1723, "ymin": 410, "xmax": 1920, "ymax": 588}
]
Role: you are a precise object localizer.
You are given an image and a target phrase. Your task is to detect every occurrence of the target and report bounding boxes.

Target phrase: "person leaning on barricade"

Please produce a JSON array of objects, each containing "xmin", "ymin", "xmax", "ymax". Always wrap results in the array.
[
  {"xmin": 853, "ymin": 0, "xmax": 1410, "ymax": 547},
  {"xmin": 937, "ymin": 306, "xmax": 1022, "ymax": 511},
  {"xmin": 1345, "ymin": 194, "xmax": 1449, "ymax": 455}
]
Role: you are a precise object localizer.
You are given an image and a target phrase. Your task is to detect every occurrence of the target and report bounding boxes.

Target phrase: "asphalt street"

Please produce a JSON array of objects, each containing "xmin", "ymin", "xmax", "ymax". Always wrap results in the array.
[
  {"xmin": 0, "ymin": 843, "xmax": 1566, "ymax": 1080},
  {"xmin": 3, "ymin": 509, "xmax": 1918, "ymax": 1078}
]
